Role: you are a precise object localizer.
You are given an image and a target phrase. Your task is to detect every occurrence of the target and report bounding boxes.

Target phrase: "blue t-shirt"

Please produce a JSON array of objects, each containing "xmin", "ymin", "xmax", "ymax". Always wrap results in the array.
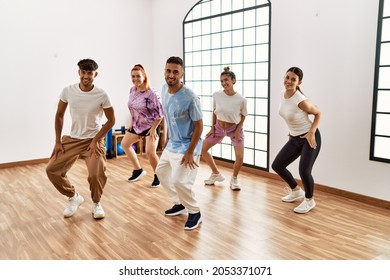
[{"xmin": 161, "ymin": 84, "xmax": 203, "ymax": 156}]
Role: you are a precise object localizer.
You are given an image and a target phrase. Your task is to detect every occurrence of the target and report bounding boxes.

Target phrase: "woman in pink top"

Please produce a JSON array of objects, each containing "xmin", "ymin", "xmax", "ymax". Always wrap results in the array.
[
  {"xmin": 121, "ymin": 64, "xmax": 164, "ymax": 187},
  {"xmin": 201, "ymin": 67, "xmax": 247, "ymax": 190}
]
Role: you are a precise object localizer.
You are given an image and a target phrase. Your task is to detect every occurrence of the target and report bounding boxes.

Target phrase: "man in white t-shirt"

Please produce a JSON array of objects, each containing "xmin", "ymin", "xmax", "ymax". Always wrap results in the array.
[{"xmin": 46, "ymin": 59, "xmax": 115, "ymax": 219}]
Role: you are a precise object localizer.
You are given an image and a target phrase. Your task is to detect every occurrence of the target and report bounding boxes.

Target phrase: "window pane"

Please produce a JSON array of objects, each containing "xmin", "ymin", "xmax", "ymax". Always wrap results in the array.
[
  {"xmin": 232, "ymin": 47, "xmax": 243, "ymax": 63},
  {"xmin": 378, "ymin": 67, "xmax": 390, "ymax": 88},
  {"xmin": 377, "ymin": 90, "xmax": 390, "ymax": 112},
  {"xmin": 256, "ymin": 81, "xmax": 268, "ymax": 98},
  {"xmin": 255, "ymin": 150, "xmax": 267, "ymax": 167},
  {"xmin": 221, "ymin": 15, "xmax": 232, "ymax": 31},
  {"xmin": 244, "ymin": 46, "xmax": 256, "ymax": 62},
  {"xmin": 244, "ymin": 10, "xmax": 256, "ymax": 28},
  {"xmin": 245, "ymin": 131, "xmax": 255, "ymax": 148},
  {"xmin": 232, "ymin": 12, "xmax": 243, "ymax": 30},
  {"xmin": 246, "ymin": 97, "xmax": 255, "ymax": 114},
  {"xmin": 256, "ymin": 62, "xmax": 268, "ymax": 79},
  {"xmin": 221, "ymin": 32, "xmax": 232, "ymax": 48},
  {"xmin": 211, "ymin": 17, "xmax": 221, "ymax": 33},
  {"xmin": 244, "ymin": 27, "xmax": 256, "ymax": 45},
  {"xmin": 221, "ymin": 0, "xmax": 232, "ymax": 13},
  {"xmin": 257, "ymin": 7, "xmax": 269, "ymax": 25},
  {"xmin": 244, "ymin": 148, "xmax": 254, "ymax": 165},
  {"xmin": 374, "ymin": 136, "xmax": 390, "ymax": 158},
  {"xmin": 381, "ymin": 18, "xmax": 390, "ymax": 41},
  {"xmin": 243, "ymin": 63, "xmax": 256, "ymax": 80},
  {"xmin": 232, "ymin": 29, "xmax": 243, "ymax": 46},
  {"xmin": 193, "ymin": 37, "xmax": 202, "ymax": 52},
  {"xmin": 256, "ymin": 116, "xmax": 268, "ymax": 133},
  {"xmin": 380, "ymin": 42, "xmax": 390, "ymax": 65},
  {"xmin": 243, "ymin": 81, "xmax": 256, "ymax": 97},
  {"xmin": 193, "ymin": 21, "xmax": 202, "ymax": 36},
  {"xmin": 184, "ymin": 23, "xmax": 193, "ymax": 37},
  {"xmin": 375, "ymin": 113, "xmax": 390, "ymax": 135},
  {"xmin": 384, "ymin": 0, "xmax": 390, "ymax": 17},
  {"xmin": 211, "ymin": 33, "xmax": 221, "ymax": 49},
  {"xmin": 221, "ymin": 48, "xmax": 232, "ymax": 63},
  {"xmin": 201, "ymin": 1, "xmax": 211, "ymax": 17},
  {"xmin": 257, "ymin": 25, "xmax": 269, "ymax": 44},
  {"xmin": 256, "ymin": 98, "xmax": 268, "ymax": 115},
  {"xmin": 256, "ymin": 133, "xmax": 268, "ymax": 151},
  {"xmin": 185, "ymin": 52, "xmax": 193, "ymax": 66},
  {"xmin": 185, "ymin": 37, "xmax": 193, "ymax": 52},
  {"xmin": 256, "ymin": 44, "xmax": 269, "ymax": 62},
  {"xmin": 202, "ymin": 34, "xmax": 211, "ymax": 50}
]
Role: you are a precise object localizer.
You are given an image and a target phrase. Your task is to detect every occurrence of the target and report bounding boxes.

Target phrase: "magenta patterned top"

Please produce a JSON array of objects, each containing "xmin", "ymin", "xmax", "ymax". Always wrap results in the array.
[{"xmin": 128, "ymin": 86, "xmax": 164, "ymax": 134}]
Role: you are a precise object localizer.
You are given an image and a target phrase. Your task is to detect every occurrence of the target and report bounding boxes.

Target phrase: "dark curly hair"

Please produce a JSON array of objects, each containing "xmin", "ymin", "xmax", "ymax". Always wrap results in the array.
[{"xmin": 77, "ymin": 59, "xmax": 98, "ymax": 71}]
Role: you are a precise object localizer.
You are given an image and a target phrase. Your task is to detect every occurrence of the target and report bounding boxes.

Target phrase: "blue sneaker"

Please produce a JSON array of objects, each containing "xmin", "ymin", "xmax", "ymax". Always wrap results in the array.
[
  {"xmin": 128, "ymin": 169, "xmax": 146, "ymax": 182},
  {"xmin": 151, "ymin": 174, "xmax": 160, "ymax": 188},
  {"xmin": 165, "ymin": 204, "xmax": 186, "ymax": 216},
  {"xmin": 184, "ymin": 212, "xmax": 202, "ymax": 230}
]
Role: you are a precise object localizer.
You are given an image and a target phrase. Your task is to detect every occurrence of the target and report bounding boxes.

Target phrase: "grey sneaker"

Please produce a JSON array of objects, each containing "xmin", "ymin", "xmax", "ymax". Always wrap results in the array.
[
  {"xmin": 63, "ymin": 193, "xmax": 84, "ymax": 218},
  {"xmin": 204, "ymin": 173, "xmax": 225, "ymax": 185},
  {"xmin": 92, "ymin": 202, "xmax": 105, "ymax": 219},
  {"xmin": 281, "ymin": 187, "xmax": 305, "ymax": 202}
]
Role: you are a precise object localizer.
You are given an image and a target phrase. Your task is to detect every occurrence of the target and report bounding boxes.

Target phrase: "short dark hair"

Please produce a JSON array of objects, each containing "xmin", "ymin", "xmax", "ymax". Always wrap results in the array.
[
  {"xmin": 166, "ymin": 56, "xmax": 183, "ymax": 67},
  {"xmin": 78, "ymin": 59, "xmax": 98, "ymax": 71}
]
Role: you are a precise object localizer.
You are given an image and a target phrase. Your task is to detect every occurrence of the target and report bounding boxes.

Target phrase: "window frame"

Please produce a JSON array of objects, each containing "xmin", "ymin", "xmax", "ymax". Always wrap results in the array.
[
  {"xmin": 371, "ymin": 0, "xmax": 390, "ymax": 164},
  {"xmin": 182, "ymin": 0, "xmax": 271, "ymax": 171}
]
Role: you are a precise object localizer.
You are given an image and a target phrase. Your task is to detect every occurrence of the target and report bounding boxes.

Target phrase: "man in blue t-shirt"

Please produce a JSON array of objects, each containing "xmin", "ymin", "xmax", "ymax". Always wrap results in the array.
[{"xmin": 156, "ymin": 56, "xmax": 203, "ymax": 230}]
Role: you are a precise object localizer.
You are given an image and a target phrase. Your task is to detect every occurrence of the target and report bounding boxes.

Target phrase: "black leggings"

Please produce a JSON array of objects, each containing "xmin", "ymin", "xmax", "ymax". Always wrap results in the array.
[{"xmin": 271, "ymin": 130, "xmax": 321, "ymax": 198}]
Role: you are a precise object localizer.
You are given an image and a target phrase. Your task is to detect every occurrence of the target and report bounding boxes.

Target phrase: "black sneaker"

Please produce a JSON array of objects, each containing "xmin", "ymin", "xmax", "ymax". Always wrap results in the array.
[
  {"xmin": 151, "ymin": 174, "xmax": 160, "ymax": 188},
  {"xmin": 184, "ymin": 212, "xmax": 202, "ymax": 230},
  {"xmin": 165, "ymin": 204, "xmax": 186, "ymax": 216},
  {"xmin": 128, "ymin": 169, "xmax": 147, "ymax": 182}
]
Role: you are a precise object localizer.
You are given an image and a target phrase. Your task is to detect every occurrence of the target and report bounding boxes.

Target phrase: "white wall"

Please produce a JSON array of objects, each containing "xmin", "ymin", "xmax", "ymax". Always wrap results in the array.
[
  {"xmin": 1, "ymin": 0, "xmax": 389, "ymax": 201},
  {"xmin": 270, "ymin": 0, "xmax": 389, "ymax": 201},
  {"xmin": 0, "ymin": 0, "xmax": 153, "ymax": 163}
]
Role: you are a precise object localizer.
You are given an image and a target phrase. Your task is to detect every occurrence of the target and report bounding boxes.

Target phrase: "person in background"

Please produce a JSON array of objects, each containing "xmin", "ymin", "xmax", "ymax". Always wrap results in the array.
[
  {"xmin": 121, "ymin": 64, "xmax": 164, "ymax": 187},
  {"xmin": 272, "ymin": 66, "xmax": 322, "ymax": 214},
  {"xmin": 201, "ymin": 67, "xmax": 247, "ymax": 191},
  {"xmin": 155, "ymin": 56, "xmax": 203, "ymax": 230},
  {"xmin": 46, "ymin": 58, "xmax": 115, "ymax": 219}
]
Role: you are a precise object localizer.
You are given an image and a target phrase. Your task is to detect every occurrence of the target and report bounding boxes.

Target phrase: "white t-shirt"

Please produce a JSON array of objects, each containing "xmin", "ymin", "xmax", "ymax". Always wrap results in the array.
[
  {"xmin": 60, "ymin": 84, "xmax": 112, "ymax": 139},
  {"xmin": 278, "ymin": 90, "xmax": 312, "ymax": 136},
  {"xmin": 213, "ymin": 90, "xmax": 247, "ymax": 124}
]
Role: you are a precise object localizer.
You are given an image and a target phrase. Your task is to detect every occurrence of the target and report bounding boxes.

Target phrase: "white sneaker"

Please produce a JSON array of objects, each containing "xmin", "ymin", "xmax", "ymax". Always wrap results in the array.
[
  {"xmin": 230, "ymin": 176, "xmax": 241, "ymax": 190},
  {"xmin": 281, "ymin": 187, "xmax": 305, "ymax": 202},
  {"xmin": 294, "ymin": 198, "xmax": 316, "ymax": 213},
  {"xmin": 204, "ymin": 173, "xmax": 225, "ymax": 185},
  {"xmin": 92, "ymin": 202, "xmax": 105, "ymax": 219},
  {"xmin": 63, "ymin": 193, "xmax": 84, "ymax": 218}
]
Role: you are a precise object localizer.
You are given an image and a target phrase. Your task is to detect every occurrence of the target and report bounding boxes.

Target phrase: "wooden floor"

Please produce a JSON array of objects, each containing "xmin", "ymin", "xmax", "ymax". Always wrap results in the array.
[{"xmin": 0, "ymin": 155, "xmax": 390, "ymax": 260}]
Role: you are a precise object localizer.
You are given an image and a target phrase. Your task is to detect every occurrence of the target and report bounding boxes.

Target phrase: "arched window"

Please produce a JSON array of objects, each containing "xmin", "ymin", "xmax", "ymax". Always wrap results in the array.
[
  {"xmin": 371, "ymin": 0, "xmax": 390, "ymax": 163},
  {"xmin": 183, "ymin": 0, "xmax": 271, "ymax": 170}
]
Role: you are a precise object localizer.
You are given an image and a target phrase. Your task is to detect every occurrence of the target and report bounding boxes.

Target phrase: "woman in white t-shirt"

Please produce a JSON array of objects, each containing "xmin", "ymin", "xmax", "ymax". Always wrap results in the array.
[
  {"xmin": 201, "ymin": 67, "xmax": 247, "ymax": 190},
  {"xmin": 272, "ymin": 67, "xmax": 322, "ymax": 214}
]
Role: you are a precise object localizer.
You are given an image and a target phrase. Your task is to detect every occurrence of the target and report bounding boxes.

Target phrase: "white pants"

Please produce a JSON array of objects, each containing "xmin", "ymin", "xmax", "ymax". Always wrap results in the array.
[{"xmin": 156, "ymin": 149, "xmax": 200, "ymax": 214}]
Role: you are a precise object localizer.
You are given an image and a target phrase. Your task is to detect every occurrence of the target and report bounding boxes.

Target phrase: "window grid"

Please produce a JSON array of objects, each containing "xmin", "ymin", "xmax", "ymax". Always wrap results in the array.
[
  {"xmin": 183, "ymin": 0, "xmax": 271, "ymax": 170},
  {"xmin": 371, "ymin": 0, "xmax": 390, "ymax": 163}
]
